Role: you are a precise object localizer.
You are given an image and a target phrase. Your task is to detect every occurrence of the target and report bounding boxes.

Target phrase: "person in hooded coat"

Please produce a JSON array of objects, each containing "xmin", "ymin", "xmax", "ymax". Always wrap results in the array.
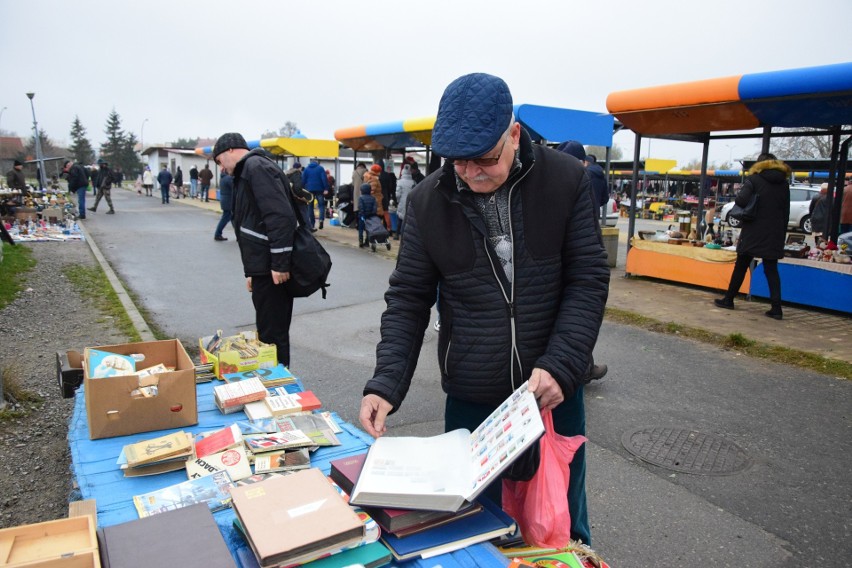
[
  {"xmin": 394, "ymin": 163, "xmax": 416, "ymax": 239},
  {"xmin": 715, "ymin": 152, "xmax": 791, "ymax": 319}
]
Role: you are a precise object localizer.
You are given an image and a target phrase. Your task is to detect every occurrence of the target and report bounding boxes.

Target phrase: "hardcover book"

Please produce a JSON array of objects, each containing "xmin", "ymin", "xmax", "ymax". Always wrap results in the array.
[
  {"xmin": 187, "ymin": 445, "xmax": 253, "ymax": 481},
  {"xmin": 350, "ymin": 382, "xmax": 544, "ymax": 512},
  {"xmin": 330, "ymin": 452, "xmax": 483, "ymax": 535},
  {"xmin": 244, "ymin": 430, "xmax": 314, "ymax": 453},
  {"xmin": 98, "ymin": 503, "xmax": 236, "ymax": 568},
  {"xmin": 252, "ymin": 448, "xmax": 311, "ymax": 474},
  {"xmin": 194, "ymin": 424, "xmax": 243, "ymax": 458},
  {"xmin": 380, "ymin": 496, "xmax": 516, "ymax": 562},
  {"xmin": 132, "ymin": 470, "xmax": 234, "ymax": 518},
  {"xmin": 229, "ymin": 469, "xmax": 364, "ymax": 568}
]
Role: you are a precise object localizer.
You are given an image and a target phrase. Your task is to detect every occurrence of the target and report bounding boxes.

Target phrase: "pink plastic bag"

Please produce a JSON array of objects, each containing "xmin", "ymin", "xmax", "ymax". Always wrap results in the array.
[{"xmin": 502, "ymin": 409, "xmax": 587, "ymax": 548}]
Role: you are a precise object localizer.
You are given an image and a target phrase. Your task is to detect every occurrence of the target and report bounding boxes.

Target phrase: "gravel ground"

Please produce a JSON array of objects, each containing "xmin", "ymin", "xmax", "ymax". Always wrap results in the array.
[{"xmin": 0, "ymin": 241, "xmax": 129, "ymax": 529}]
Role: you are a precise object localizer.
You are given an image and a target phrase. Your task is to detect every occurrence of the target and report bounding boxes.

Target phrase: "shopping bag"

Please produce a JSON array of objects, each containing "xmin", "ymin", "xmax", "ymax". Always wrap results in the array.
[
  {"xmin": 729, "ymin": 192, "xmax": 759, "ymax": 222},
  {"xmin": 502, "ymin": 409, "xmax": 586, "ymax": 548}
]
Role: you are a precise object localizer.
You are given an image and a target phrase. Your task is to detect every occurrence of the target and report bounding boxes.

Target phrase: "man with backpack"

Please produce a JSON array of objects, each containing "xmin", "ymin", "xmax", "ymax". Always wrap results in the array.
[
  {"xmin": 212, "ymin": 132, "xmax": 299, "ymax": 367},
  {"xmin": 286, "ymin": 161, "xmax": 312, "ymax": 226}
]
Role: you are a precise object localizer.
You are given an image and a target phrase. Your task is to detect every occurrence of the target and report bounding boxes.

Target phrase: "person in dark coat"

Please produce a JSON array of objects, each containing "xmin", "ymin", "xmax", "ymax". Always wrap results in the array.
[
  {"xmin": 62, "ymin": 160, "xmax": 90, "ymax": 219},
  {"xmin": 214, "ymin": 173, "xmax": 234, "ymax": 241},
  {"xmin": 358, "ymin": 73, "xmax": 609, "ymax": 545},
  {"xmin": 213, "ymin": 132, "xmax": 298, "ymax": 367},
  {"xmin": 715, "ymin": 152, "xmax": 791, "ymax": 319},
  {"xmin": 809, "ymin": 183, "xmax": 830, "ymax": 244},
  {"xmin": 156, "ymin": 164, "xmax": 172, "ymax": 204},
  {"xmin": 88, "ymin": 159, "xmax": 115, "ymax": 214},
  {"xmin": 173, "ymin": 167, "xmax": 184, "ymax": 199}
]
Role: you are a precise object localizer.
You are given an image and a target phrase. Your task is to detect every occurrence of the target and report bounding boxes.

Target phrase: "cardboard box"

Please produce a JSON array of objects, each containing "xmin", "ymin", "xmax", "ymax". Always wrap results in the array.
[
  {"xmin": 56, "ymin": 351, "xmax": 84, "ymax": 399},
  {"xmin": 0, "ymin": 514, "xmax": 100, "ymax": 568},
  {"xmin": 198, "ymin": 332, "xmax": 276, "ymax": 380},
  {"xmin": 84, "ymin": 339, "xmax": 197, "ymax": 440}
]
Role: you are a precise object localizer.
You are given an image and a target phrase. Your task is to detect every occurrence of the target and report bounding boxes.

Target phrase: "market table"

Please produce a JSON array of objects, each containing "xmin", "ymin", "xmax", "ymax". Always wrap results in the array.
[
  {"xmin": 750, "ymin": 257, "xmax": 852, "ymax": 314},
  {"xmin": 68, "ymin": 379, "xmax": 510, "ymax": 568},
  {"xmin": 625, "ymin": 238, "xmax": 750, "ymax": 293}
]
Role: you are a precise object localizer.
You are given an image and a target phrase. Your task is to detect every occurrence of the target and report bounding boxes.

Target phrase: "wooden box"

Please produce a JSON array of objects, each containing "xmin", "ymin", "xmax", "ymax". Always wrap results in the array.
[{"xmin": 0, "ymin": 515, "xmax": 100, "ymax": 567}]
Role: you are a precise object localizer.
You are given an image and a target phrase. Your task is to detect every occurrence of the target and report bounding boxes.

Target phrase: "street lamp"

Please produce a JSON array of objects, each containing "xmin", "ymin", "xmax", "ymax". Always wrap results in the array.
[
  {"xmin": 141, "ymin": 118, "xmax": 149, "ymax": 151},
  {"xmin": 25, "ymin": 92, "xmax": 47, "ymax": 191}
]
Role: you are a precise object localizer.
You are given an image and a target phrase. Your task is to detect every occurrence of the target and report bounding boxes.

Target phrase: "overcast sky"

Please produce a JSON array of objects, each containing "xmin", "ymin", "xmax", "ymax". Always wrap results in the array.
[{"xmin": 2, "ymin": 0, "xmax": 851, "ymax": 167}]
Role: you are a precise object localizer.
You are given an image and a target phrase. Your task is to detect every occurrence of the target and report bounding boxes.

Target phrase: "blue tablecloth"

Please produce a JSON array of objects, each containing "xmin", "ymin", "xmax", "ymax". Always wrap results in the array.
[{"xmin": 68, "ymin": 380, "xmax": 509, "ymax": 567}]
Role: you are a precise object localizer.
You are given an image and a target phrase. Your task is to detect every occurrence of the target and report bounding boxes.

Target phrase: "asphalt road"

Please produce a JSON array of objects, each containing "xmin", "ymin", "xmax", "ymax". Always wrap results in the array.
[{"xmin": 82, "ymin": 188, "xmax": 851, "ymax": 567}]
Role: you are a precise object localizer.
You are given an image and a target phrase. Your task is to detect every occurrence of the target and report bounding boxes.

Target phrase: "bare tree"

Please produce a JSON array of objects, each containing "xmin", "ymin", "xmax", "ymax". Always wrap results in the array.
[
  {"xmin": 587, "ymin": 144, "xmax": 623, "ymax": 160},
  {"xmin": 770, "ymin": 127, "xmax": 844, "ymax": 160},
  {"xmin": 279, "ymin": 121, "xmax": 299, "ymax": 138}
]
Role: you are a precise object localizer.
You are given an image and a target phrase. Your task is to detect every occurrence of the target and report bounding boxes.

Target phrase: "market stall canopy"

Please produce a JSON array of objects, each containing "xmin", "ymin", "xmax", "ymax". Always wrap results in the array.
[
  {"xmin": 606, "ymin": 62, "xmax": 852, "ymax": 137},
  {"xmin": 334, "ymin": 104, "xmax": 616, "ymax": 151},
  {"xmin": 195, "ymin": 137, "xmax": 339, "ymax": 158}
]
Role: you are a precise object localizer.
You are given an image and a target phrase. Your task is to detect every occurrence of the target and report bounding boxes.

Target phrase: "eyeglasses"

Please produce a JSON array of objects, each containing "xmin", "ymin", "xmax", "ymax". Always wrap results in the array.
[{"xmin": 453, "ymin": 131, "xmax": 511, "ymax": 168}]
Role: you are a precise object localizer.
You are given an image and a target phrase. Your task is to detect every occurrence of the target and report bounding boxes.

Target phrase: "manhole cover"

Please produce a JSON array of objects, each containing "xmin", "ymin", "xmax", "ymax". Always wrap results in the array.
[{"xmin": 621, "ymin": 426, "xmax": 751, "ymax": 475}]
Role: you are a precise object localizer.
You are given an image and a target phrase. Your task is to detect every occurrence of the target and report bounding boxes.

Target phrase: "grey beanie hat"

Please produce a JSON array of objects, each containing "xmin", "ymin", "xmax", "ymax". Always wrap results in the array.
[{"xmin": 212, "ymin": 133, "xmax": 249, "ymax": 160}]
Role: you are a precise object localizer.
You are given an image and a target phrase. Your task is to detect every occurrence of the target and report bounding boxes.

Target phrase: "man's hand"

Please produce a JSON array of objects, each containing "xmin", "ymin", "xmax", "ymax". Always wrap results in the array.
[
  {"xmin": 359, "ymin": 394, "xmax": 394, "ymax": 438},
  {"xmin": 527, "ymin": 368, "xmax": 564, "ymax": 410},
  {"xmin": 271, "ymin": 270, "xmax": 290, "ymax": 285},
  {"xmin": 246, "ymin": 277, "xmax": 252, "ymax": 293}
]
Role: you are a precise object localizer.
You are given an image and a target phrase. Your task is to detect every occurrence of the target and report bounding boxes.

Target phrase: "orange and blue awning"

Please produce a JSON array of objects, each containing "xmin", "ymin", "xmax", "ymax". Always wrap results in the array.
[
  {"xmin": 195, "ymin": 137, "xmax": 339, "ymax": 159},
  {"xmin": 334, "ymin": 104, "xmax": 615, "ymax": 151},
  {"xmin": 606, "ymin": 62, "xmax": 852, "ymax": 135}
]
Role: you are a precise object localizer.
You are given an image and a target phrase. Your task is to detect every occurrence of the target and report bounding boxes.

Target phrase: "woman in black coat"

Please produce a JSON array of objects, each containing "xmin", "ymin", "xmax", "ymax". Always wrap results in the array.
[{"xmin": 715, "ymin": 153, "xmax": 791, "ymax": 319}]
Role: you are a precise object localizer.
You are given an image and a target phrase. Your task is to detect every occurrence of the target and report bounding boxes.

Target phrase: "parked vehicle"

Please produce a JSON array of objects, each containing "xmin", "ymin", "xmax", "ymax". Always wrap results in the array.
[{"xmin": 721, "ymin": 184, "xmax": 820, "ymax": 232}]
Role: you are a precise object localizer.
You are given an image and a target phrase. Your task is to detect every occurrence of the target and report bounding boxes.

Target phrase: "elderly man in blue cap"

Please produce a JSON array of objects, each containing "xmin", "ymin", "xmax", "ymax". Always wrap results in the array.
[{"xmin": 359, "ymin": 73, "xmax": 609, "ymax": 545}]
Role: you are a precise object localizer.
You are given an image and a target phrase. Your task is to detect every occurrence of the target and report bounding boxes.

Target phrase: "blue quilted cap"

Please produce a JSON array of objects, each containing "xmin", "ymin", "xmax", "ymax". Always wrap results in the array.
[{"xmin": 432, "ymin": 73, "xmax": 513, "ymax": 160}]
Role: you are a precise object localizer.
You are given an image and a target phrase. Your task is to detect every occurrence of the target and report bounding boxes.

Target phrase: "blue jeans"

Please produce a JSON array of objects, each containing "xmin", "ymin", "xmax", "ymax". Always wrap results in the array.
[
  {"xmin": 215, "ymin": 210, "xmax": 232, "ymax": 238},
  {"xmin": 75, "ymin": 187, "xmax": 87, "ymax": 218},
  {"xmin": 357, "ymin": 216, "xmax": 365, "ymax": 242},
  {"xmin": 160, "ymin": 186, "xmax": 170, "ymax": 203},
  {"xmin": 445, "ymin": 386, "xmax": 591, "ymax": 545},
  {"xmin": 201, "ymin": 184, "xmax": 210, "ymax": 201},
  {"xmin": 190, "ymin": 179, "xmax": 198, "ymax": 198},
  {"xmin": 308, "ymin": 192, "xmax": 325, "ymax": 227}
]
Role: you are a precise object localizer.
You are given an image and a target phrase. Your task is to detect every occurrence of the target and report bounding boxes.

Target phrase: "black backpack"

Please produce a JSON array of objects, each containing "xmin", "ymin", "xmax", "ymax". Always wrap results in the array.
[{"xmin": 280, "ymin": 168, "xmax": 331, "ymax": 299}]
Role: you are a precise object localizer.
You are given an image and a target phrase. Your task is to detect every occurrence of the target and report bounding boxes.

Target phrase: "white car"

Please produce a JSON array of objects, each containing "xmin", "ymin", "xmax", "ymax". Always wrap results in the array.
[
  {"xmin": 598, "ymin": 198, "xmax": 619, "ymax": 227},
  {"xmin": 721, "ymin": 184, "xmax": 820, "ymax": 233}
]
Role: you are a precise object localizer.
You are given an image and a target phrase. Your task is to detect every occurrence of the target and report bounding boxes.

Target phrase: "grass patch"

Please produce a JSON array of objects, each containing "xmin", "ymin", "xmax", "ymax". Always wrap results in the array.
[
  {"xmin": 0, "ymin": 243, "xmax": 36, "ymax": 310},
  {"xmin": 605, "ymin": 306, "xmax": 852, "ymax": 380},
  {"xmin": 62, "ymin": 264, "xmax": 141, "ymax": 342}
]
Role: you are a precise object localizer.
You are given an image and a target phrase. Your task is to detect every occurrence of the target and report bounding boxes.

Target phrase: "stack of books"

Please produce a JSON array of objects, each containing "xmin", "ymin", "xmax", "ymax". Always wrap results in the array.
[
  {"xmin": 223, "ymin": 364, "xmax": 297, "ymax": 388},
  {"xmin": 331, "ymin": 452, "xmax": 516, "ymax": 561},
  {"xmin": 194, "ymin": 361, "xmax": 216, "ymax": 383},
  {"xmin": 213, "ymin": 377, "xmax": 267, "ymax": 414},
  {"xmin": 119, "ymin": 431, "xmax": 193, "ymax": 477}
]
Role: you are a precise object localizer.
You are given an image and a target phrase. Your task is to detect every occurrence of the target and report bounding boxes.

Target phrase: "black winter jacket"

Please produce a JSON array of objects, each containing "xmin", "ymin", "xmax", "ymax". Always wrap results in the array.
[
  {"xmin": 735, "ymin": 159, "xmax": 791, "ymax": 259},
  {"xmin": 232, "ymin": 149, "xmax": 297, "ymax": 277},
  {"xmin": 365, "ymin": 129, "xmax": 610, "ymax": 412},
  {"xmin": 65, "ymin": 164, "xmax": 88, "ymax": 191}
]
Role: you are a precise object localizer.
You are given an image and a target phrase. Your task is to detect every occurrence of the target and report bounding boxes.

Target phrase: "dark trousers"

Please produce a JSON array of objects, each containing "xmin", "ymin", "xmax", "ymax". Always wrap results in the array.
[
  {"xmin": 445, "ymin": 385, "xmax": 591, "ymax": 545},
  {"xmin": 251, "ymin": 274, "xmax": 294, "ymax": 367},
  {"xmin": 725, "ymin": 254, "xmax": 781, "ymax": 309},
  {"xmin": 160, "ymin": 186, "xmax": 169, "ymax": 204},
  {"xmin": 214, "ymin": 210, "xmax": 232, "ymax": 238}
]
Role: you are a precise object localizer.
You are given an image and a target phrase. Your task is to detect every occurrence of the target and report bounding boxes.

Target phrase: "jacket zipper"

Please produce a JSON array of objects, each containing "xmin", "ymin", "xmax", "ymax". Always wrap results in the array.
[{"xmin": 482, "ymin": 163, "xmax": 534, "ymax": 392}]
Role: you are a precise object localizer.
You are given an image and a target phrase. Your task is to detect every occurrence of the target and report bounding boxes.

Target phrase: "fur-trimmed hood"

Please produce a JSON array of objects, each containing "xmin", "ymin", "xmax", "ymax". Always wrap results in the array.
[{"xmin": 748, "ymin": 159, "xmax": 791, "ymax": 176}]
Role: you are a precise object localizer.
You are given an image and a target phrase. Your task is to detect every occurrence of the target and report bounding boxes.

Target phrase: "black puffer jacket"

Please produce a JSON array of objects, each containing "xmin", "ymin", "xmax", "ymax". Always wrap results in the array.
[
  {"xmin": 735, "ymin": 159, "xmax": 791, "ymax": 259},
  {"xmin": 232, "ymin": 149, "xmax": 297, "ymax": 277},
  {"xmin": 364, "ymin": 129, "xmax": 610, "ymax": 411}
]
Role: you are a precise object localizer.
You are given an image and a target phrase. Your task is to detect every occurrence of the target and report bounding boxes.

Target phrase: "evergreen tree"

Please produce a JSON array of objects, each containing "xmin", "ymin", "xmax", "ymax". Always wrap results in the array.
[
  {"xmin": 100, "ymin": 108, "xmax": 124, "ymax": 164},
  {"xmin": 171, "ymin": 137, "xmax": 199, "ymax": 149},
  {"xmin": 69, "ymin": 116, "xmax": 95, "ymax": 164},
  {"xmin": 120, "ymin": 132, "xmax": 142, "ymax": 177}
]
